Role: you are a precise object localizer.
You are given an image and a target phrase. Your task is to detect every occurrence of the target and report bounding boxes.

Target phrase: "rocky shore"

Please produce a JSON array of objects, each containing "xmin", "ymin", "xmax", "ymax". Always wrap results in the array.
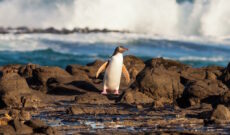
[
  {"xmin": 1, "ymin": 55, "xmax": 230, "ymax": 134},
  {"xmin": 0, "ymin": 27, "xmax": 129, "ymax": 34}
]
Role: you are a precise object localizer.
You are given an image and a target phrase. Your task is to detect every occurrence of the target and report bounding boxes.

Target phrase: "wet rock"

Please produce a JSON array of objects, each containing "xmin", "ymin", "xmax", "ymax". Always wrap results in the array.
[
  {"xmin": 181, "ymin": 80, "xmax": 228, "ymax": 107},
  {"xmin": 211, "ymin": 104, "xmax": 230, "ymax": 124},
  {"xmin": 25, "ymin": 119, "xmax": 57, "ymax": 135},
  {"xmin": 134, "ymin": 58, "xmax": 185, "ymax": 105},
  {"xmin": 120, "ymin": 89, "xmax": 153, "ymax": 104},
  {"xmin": 66, "ymin": 106, "xmax": 85, "ymax": 115},
  {"xmin": 75, "ymin": 92, "xmax": 114, "ymax": 104},
  {"xmin": 33, "ymin": 66, "xmax": 72, "ymax": 92}
]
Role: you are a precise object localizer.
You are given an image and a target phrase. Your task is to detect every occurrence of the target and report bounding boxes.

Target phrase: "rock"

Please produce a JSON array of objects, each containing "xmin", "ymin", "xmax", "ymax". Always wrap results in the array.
[
  {"xmin": 66, "ymin": 60, "xmax": 104, "ymax": 80},
  {"xmin": 181, "ymin": 66, "xmax": 223, "ymax": 85},
  {"xmin": 9, "ymin": 119, "xmax": 33, "ymax": 134},
  {"xmin": 181, "ymin": 80, "xmax": 228, "ymax": 107},
  {"xmin": 181, "ymin": 68, "xmax": 207, "ymax": 84},
  {"xmin": 18, "ymin": 63, "xmax": 40, "ymax": 78},
  {"xmin": 211, "ymin": 104, "xmax": 230, "ymax": 124},
  {"xmin": 24, "ymin": 119, "xmax": 57, "ymax": 135},
  {"xmin": 220, "ymin": 91, "xmax": 230, "ymax": 106},
  {"xmin": 33, "ymin": 66, "xmax": 72, "ymax": 92},
  {"xmin": 66, "ymin": 64, "xmax": 90, "ymax": 81},
  {"xmin": 75, "ymin": 92, "xmax": 114, "ymax": 104},
  {"xmin": 221, "ymin": 63, "xmax": 230, "ymax": 88},
  {"xmin": 9, "ymin": 109, "xmax": 31, "ymax": 121},
  {"xmin": 0, "ymin": 125, "xmax": 16, "ymax": 134},
  {"xmin": 120, "ymin": 55, "xmax": 145, "ymax": 87},
  {"xmin": 66, "ymin": 106, "xmax": 85, "ymax": 115},
  {"xmin": 120, "ymin": 89, "xmax": 153, "ymax": 104},
  {"xmin": 134, "ymin": 58, "xmax": 185, "ymax": 105},
  {"xmin": 25, "ymin": 119, "xmax": 47, "ymax": 129},
  {"xmin": 0, "ymin": 72, "xmax": 31, "ymax": 108}
]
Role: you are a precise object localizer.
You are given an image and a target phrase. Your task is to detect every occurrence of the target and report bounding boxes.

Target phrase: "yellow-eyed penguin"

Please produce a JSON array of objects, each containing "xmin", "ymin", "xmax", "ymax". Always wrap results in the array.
[{"xmin": 96, "ymin": 46, "xmax": 130, "ymax": 95}]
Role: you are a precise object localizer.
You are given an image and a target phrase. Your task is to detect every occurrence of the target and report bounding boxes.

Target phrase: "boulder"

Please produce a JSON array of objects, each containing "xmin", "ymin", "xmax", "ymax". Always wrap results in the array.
[
  {"xmin": 0, "ymin": 72, "xmax": 31, "ymax": 108},
  {"xmin": 181, "ymin": 80, "xmax": 228, "ymax": 106},
  {"xmin": 32, "ymin": 66, "xmax": 72, "ymax": 92},
  {"xmin": 134, "ymin": 58, "xmax": 185, "ymax": 105},
  {"xmin": 211, "ymin": 104, "xmax": 230, "ymax": 124}
]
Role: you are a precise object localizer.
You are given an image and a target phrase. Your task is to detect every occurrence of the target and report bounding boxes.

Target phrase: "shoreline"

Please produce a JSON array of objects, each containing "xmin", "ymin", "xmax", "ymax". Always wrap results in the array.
[{"xmin": 0, "ymin": 55, "xmax": 230, "ymax": 134}]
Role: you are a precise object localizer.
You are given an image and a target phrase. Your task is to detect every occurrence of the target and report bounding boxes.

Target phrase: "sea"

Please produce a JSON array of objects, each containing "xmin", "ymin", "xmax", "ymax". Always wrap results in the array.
[{"xmin": 0, "ymin": 0, "xmax": 230, "ymax": 68}]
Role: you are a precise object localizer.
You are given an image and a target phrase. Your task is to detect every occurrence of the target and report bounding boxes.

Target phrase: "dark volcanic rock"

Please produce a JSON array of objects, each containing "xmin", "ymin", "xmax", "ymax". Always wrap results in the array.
[
  {"xmin": 134, "ymin": 58, "xmax": 185, "ymax": 105},
  {"xmin": 120, "ymin": 89, "xmax": 153, "ymax": 104},
  {"xmin": 33, "ymin": 66, "xmax": 72, "ymax": 92},
  {"xmin": 211, "ymin": 104, "xmax": 230, "ymax": 124},
  {"xmin": 75, "ymin": 92, "xmax": 114, "ymax": 104}
]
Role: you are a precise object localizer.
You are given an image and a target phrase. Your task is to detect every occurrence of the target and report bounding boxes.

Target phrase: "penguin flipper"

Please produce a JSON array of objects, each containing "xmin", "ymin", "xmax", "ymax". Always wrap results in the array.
[
  {"xmin": 122, "ymin": 64, "xmax": 130, "ymax": 83},
  {"xmin": 96, "ymin": 61, "xmax": 109, "ymax": 78}
]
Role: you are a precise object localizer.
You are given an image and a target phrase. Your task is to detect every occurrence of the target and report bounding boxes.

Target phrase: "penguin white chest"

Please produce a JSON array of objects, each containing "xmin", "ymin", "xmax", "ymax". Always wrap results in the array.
[{"xmin": 104, "ymin": 53, "xmax": 123, "ymax": 90}]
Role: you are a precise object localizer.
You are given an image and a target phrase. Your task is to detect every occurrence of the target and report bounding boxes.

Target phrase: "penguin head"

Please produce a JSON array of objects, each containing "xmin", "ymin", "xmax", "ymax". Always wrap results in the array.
[
  {"xmin": 112, "ymin": 46, "xmax": 128, "ymax": 56},
  {"xmin": 115, "ymin": 46, "xmax": 128, "ymax": 53}
]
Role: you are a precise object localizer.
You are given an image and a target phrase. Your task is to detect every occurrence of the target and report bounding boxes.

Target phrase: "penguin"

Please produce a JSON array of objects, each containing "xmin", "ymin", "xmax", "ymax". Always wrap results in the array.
[{"xmin": 96, "ymin": 46, "xmax": 130, "ymax": 95}]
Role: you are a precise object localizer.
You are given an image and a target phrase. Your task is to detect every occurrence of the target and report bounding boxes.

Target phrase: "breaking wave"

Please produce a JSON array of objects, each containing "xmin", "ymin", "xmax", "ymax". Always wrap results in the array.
[{"xmin": 0, "ymin": 0, "xmax": 230, "ymax": 38}]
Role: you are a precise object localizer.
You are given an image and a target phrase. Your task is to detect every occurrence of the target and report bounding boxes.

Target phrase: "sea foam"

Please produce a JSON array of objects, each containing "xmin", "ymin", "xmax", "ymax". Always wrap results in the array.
[{"xmin": 0, "ymin": 0, "xmax": 229, "ymax": 39}]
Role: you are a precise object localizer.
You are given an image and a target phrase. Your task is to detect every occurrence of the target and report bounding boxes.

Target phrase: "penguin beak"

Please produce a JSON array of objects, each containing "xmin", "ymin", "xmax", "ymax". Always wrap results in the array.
[{"xmin": 122, "ymin": 47, "xmax": 128, "ymax": 52}]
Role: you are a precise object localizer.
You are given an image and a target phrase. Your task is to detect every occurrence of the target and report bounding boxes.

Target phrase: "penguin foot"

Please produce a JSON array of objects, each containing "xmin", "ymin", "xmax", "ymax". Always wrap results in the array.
[
  {"xmin": 114, "ymin": 90, "xmax": 119, "ymax": 95},
  {"xmin": 101, "ymin": 91, "xmax": 107, "ymax": 95}
]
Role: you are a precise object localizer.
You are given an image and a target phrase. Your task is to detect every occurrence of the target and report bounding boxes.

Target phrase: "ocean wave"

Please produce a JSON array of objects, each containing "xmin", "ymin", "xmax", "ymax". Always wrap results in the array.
[
  {"xmin": 0, "ymin": 0, "xmax": 230, "ymax": 38},
  {"xmin": 177, "ymin": 56, "xmax": 226, "ymax": 62}
]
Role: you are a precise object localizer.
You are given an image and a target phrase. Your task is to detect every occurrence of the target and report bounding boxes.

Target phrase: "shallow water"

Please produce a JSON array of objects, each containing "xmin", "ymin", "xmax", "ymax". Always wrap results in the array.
[{"xmin": 33, "ymin": 103, "xmax": 230, "ymax": 134}]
